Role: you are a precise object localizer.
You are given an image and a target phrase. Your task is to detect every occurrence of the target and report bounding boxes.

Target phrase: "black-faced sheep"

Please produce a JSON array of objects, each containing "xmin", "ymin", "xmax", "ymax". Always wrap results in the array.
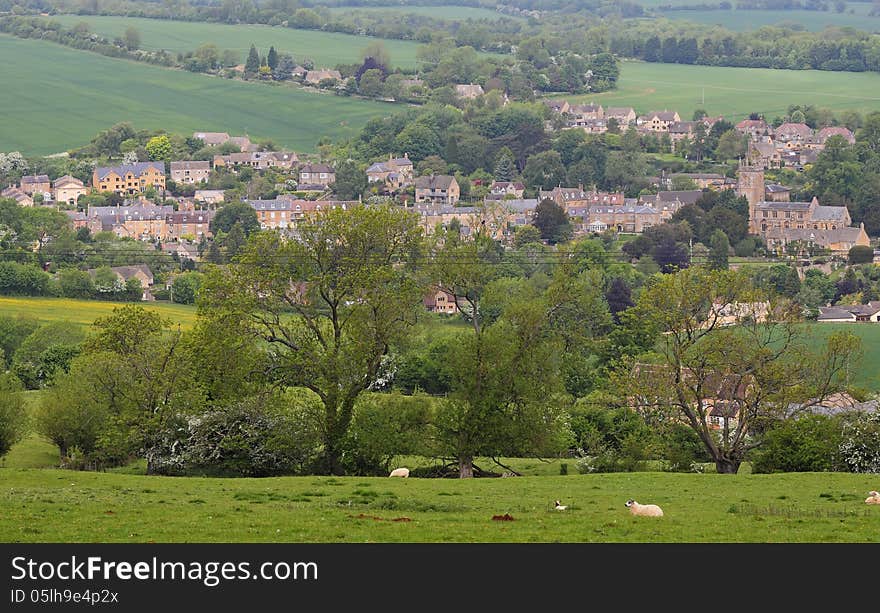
[
  {"xmin": 554, "ymin": 500, "xmax": 568, "ymax": 511},
  {"xmin": 625, "ymin": 499, "xmax": 664, "ymax": 517}
]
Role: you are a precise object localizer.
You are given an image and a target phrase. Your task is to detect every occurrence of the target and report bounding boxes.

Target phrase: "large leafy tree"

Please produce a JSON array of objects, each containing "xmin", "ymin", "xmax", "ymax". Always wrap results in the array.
[
  {"xmin": 624, "ymin": 267, "xmax": 861, "ymax": 474},
  {"xmin": 199, "ymin": 205, "xmax": 425, "ymax": 474},
  {"xmin": 532, "ymin": 198, "xmax": 572, "ymax": 244}
]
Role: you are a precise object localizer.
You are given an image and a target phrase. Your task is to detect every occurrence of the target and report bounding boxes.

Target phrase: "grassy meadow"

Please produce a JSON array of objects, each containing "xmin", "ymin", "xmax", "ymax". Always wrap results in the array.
[
  {"xmin": 0, "ymin": 467, "xmax": 877, "ymax": 542},
  {"xmin": 49, "ymin": 15, "xmax": 427, "ymax": 69},
  {"xmin": 0, "ymin": 35, "xmax": 398, "ymax": 156},
  {"xmin": 326, "ymin": 5, "xmax": 523, "ymax": 20},
  {"xmin": 561, "ymin": 60, "xmax": 880, "ymax": 120},
  {"xmin": 0, "ymin": 296, "xmax": 196, "ymax": 330},
  {"xmin": 652, "ymin": 4, "xmax": 880, "ymax": 32}
]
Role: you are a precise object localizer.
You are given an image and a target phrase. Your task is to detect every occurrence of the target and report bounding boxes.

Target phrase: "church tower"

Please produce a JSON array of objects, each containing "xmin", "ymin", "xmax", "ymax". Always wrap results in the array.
[{"xmin": 736, "ymin": 153, "xmax": 765, "ymax": 235}]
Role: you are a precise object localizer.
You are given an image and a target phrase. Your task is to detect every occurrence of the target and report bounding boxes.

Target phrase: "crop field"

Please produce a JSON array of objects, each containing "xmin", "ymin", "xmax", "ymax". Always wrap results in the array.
[
  {"xmin": 0, "ymin": 296, "xmax": 197, "ymax": 329},
  {"xmin": 652, "ymin": 7, "xmax": 880, "ymax": 32},
  {"xmin": 561, "ymin": 60, "xmax": 880, "ymax": 120},
  {"xmin": 49, "ymin": 15, "xmax": 427, "ymax": 68},
  {"xmin": 0, "ymin": 35, "xmax": 397, "ymax": 156},
  {"xmin": 0, "ymin": 467, "xmax": 876, "ymax": 542},
  {"xmin": 326, "ymin": 4, "xmax": 523, "ymax": 20}
]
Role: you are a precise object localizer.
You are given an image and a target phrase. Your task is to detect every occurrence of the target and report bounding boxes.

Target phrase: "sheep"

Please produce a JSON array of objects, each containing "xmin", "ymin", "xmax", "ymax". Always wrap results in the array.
[
  {"xmin": 625, "ymin": 499, "xmax": 664, "ymax": 517},
  {"xmin": 389, "ymin": 467, "xmax": 410, "ymax": 478},
  {"xmin": 554, "ymin": 500, "xmax": 568, "ymax": 511},
  {"xmin": 866, "ymin": 491, "xmax": 880, "ymax": 505}
]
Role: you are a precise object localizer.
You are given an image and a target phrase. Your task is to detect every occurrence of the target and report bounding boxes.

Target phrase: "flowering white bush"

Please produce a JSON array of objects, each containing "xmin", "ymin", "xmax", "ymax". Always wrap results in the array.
[{"xmin": 837, "ymin": 413, "xmax": 880, "ymax": 474}]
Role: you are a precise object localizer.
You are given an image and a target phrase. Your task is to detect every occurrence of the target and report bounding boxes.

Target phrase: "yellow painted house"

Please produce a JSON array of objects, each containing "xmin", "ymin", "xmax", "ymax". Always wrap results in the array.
[{"xmin": 92, "ymin": 162, "xmax": 166, "ymax": 195}]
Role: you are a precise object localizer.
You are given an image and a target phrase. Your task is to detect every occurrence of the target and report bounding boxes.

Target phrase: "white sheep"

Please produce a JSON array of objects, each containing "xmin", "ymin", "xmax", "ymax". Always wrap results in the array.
[
  {"xmin": 389, "ymin": 467, "xmax": 410, "ymax": 478},
  {"xmin": 554, "ymin": 500, "xmax": 568, "ymax": 511},
  {"xmin": 866, "ymin": 491, "xmax": 880, "ymax": 505},
  {"xmin": 625, "ymin": 499, "xmax": 664, "ymax": 517}
]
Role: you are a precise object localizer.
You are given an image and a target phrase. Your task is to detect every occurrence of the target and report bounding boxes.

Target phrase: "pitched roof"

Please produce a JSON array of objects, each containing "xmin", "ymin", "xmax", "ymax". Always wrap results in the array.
[
  {"xmin": 170, "ymin": 161, "xmax": 211, "ymax": 171},
  {"xmin": 765, "ymin": 226, "xmax": 866, "ymax": 245},
  {"xmin": 775, "ymin": 122, "xmax": 813, "ymax": 139},
  {"xmin": 656, "ymin": 190, "xmax": 703, "ymax": 205},
  {"xmin": 644, "ymin": 111, "xmax": 678, "ymax": 121},
  {"xmin": 764, "ymin": 184, "xmax": 790, "ymax": 193},
  {"xmin": 300, "ymin": 163, "xmax": 334, "ymax": 174},
  {"xmin": 20, "ymin": 174, "xmax": 50, "ymax": 184},
  {"xmin": 755, "ymin": 200, "xmax": 813, "ymax": 211},
  {"xmin": 816, "ymin": 126, "xmax": 855, "ymax": 144},
  {"xmin": 193, "ymin": 132, "xmax": 230, "ymax": 145},
  {"xmin": 811, "ymin": 205, "xmax": 849, "ymax": 222},
  {"xmin": 53, "ymin": 174, "xmax": 85, "ymax": 188},
  {"xmin": 415, "ymin": 175, "xmax": 457, "ymax": 189},
  {"xmin": 95, "ymin": 162, "xmax": 165, "ymax": 180}
]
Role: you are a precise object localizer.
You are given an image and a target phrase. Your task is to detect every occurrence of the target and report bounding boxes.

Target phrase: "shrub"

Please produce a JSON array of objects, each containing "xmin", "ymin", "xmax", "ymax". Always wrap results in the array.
[
  {"xmin": 661, "ymin": 422, "xmax": 711, "ymax": 472},
  {"xmin": 750, "ymin": 414, "xmax": 843, "ymax": 473},
  {"xmin": 12, "ymin": 322, "xmax": 85, "ymax": 389},
  {"xmin": 837, "ymin": 412, "xmax": 880, "ymax": 473},
  {"xmin": 181, "ymin": 395, "xmax": 321, "ymax": 477},
  {"xmin": 342, "ymin": 392, "xmax": 435, "ymax": 475},
  {"xmin": 0, "ymin": 373, "xmax": 27, "ymax": 458}
]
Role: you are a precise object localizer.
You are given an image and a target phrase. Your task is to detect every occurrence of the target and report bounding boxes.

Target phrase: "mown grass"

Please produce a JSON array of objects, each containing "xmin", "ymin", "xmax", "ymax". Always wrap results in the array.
[
  {"xmin": 0, "ymin": 468, "xmax": 876, "ymax": 542},
  {"xmin": 48, "ymin": 15, "xmax": 428, "ymax": 69},
  {"xmin": 561, "ymin": 60, "xmax": 880, "ymax": 121},
  {"xmin": 0, "ymin": 35, "xmax": 398, "ymax": 156}
]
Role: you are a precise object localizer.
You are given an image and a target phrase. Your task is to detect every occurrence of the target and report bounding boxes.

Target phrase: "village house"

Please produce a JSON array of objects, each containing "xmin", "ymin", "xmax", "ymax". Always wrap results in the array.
[
  {"xmin": 213, "ymin": 151, "xmax": 297, "ymax": 171},
  {"xmin": 166, "ymin": 209, "xmax": 215, "ymax": 239},
  {"xmin": 486, "ymin": 181, "xmax": 525, "ymax": 200},
  {"xmin": 735, "ymin": 118, "xmax": 772, "ymax": 139},
  {"xmin": 161, "ymin": 242, "xmax": 201, "ymax": 263},
  {"xmin": 817, "ymin": 302, "xmax": 880, "ymax": 323},
  {"xmin": 414, "ymin": 175, "xmax": 460, "ymax": 206},
  {"xmin": 304, "ymin": 69, "xmax": 342, "ymax": 85},
  {"xmin": 454, "ymin": 83, "xmax": 484, "ymax": 99},
  {"xmin": 53, "ymin": 175, "xmax": 88, "ymax": 205},
  {"xmin": 774, "ymin": 122, "xmax": 813, "ymax": 144},
  {"xmin": 543, "ymin": 99, "xmax": 571, "ymax": 115},
  {"xmin": 19, "ymin": 174, "xmax": 51, "ymax": 197},
  {"xmin": 194, "ymin": 189, "xmax": 226, "ymax": 205},
  {"xmin": 365, "ymin": 154, "xmax": 414, "ymax": 191},
  {"xmin": 539, "ymin": 186, "xmax": 625, "ymax": 208},
  {"xmin": 299, "ymin": 163, "xmax": 336, "ymax": 189},
  {"xmin": 192, "ymin": 132, "xmax": 257, "ymax": 152},
  {"xmin": 2, "ymin": 186, "xmax": 33, "ymax": 207},
  {"xmin": 569, "ymin": 203, "xmax": 663, "ymax": 234},
  {"xmin": 569, "ymin": 103, "xmax": 604, "ymax": 123},
  {"xmin": 605, "ymin": 107, "xmax": 637, "ymax": 127},
  {"xmin": 816, "ymin": 126, "xmax": 855, "ymax": 145},
  {"xmin": 747, "ymin": 140, "xmax": 783, "ymax": 170},
  {"xmin": 423, "ymin": 287, "xmax": 459, "ymax": 315},
  {"xmin": 192, "ymin": 131, "xmax": 230, "ymax": 147},
  {"xmin": 667, "ymin": 121, "xmax": 696, "ymax": 148},
  {"xmin": 637, "ymin": 110, "xmax": 681, "ymax": 132},
  {"xmin": 170, "ymin": 161, "xmax": 212, "ymax": 184},
  {"xmin": 639, "ymin": 190, "xmax": 703, "ymax": 209},
  {"xmin": 247, "ymin": 196, "xmax": 357, "ymax": 229},
  {"xmin": 88, "ymin": 264, "xmax": 155, "ymax": 300},
  {"xmin": 92, "ymin": 162, "xmax": 166, "ymax": 195},
  {"xmin": 86, "ymin": 204, "xmax": 175, "ymax": 240}
]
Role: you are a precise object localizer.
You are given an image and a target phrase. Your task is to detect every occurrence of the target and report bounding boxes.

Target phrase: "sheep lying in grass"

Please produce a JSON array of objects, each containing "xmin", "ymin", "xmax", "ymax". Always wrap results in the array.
[
  {"xmin": 625, "ymin": 499, "xmax": 664, "ymax": 517},
  {"xmin": 554, "ymin": 500, "xmax": 568, "ymax": 511},
  {"xmin": 389, "ymin": 467, "xmax": 410, "ymax": 478},
  {"xmin": 866, "ymin": 491, "xmax": 880, "ymax": 505}
]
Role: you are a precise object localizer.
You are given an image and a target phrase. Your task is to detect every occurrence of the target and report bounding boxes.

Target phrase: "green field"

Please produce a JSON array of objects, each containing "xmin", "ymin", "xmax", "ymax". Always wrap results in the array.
[
  {"xmin": 653, "ymin": 8, "xmax": 880, "ymax": 32},
  {"xmin": 49, "ymin": 15, "xmax": 427, "ymax": 69},
  {"xmin": 0, "ymin": 35, "xmax": 398, "ymax": 156},
  {"xmin": 561, "ymin": 60, "xmax": 880, "ymax": 120},
  {"xmin": 0, "ymin": 467, "xmax": 876, "ymax": 542},
  {"xmin": 327, "ymin": 4, "xmax": 523, "ymax": 20},
  {"xmin": 803, "ymin": 323, "xmax": 880, "ymax": 392},
  {"xmin": 0, "ymin": 296, "xmax": 196, "ymax": 329}
]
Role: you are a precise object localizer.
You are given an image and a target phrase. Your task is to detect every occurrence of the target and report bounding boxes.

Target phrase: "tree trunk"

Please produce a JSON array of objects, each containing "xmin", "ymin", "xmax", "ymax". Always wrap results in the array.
[
  {"xmin": 459, "ymin": 455, "xmax": 474, "ymax": 479},
  {"xmin": 714, "ymin": 457, "xmax": 741, "ymax": 474}
]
